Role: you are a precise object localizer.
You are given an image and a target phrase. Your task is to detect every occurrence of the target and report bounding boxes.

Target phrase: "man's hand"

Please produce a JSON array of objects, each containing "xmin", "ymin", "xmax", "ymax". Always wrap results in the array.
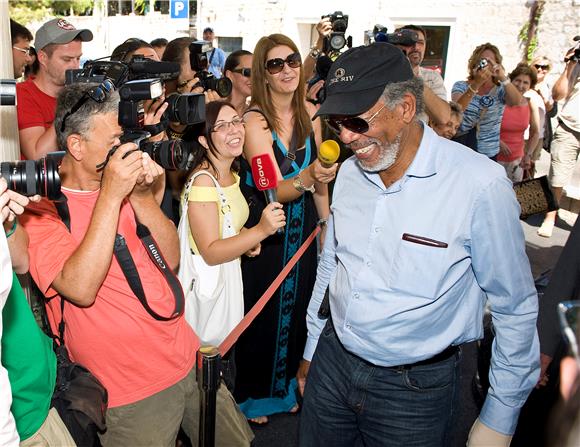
[
  {"xmin": 132, "ymin": 152, "xmax": 164, "ymax": 198},
  {"xmin": 535, "ymin": 353, "xmax": 553, "ymax": 388},
  {"xmin": 100, "ymin": 143, "xmax": 144, "ymax": 203},
  {"xmin": 0, "ymin": 178, "xmax": 39, "ymax": 223},
  {"xmin": 467, "ymin": 418, "xmax": 512, "ymax": 447},
  {"xmin": 296, "ymin": 359, "xmax": 311, "ymax": 396},
  {"xmin": 316, "ymin": 17, "xmax": 332, "ymax": 40},
  {"xmin": 143, "ymin": 96, "xmax": 169, "ymax": 126}
]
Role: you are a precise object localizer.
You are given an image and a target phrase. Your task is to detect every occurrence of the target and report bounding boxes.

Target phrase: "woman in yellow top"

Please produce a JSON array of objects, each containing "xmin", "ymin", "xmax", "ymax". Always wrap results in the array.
[{"xmin": 183, "ymin": 101, "xmax": 286, "ymax": 388}]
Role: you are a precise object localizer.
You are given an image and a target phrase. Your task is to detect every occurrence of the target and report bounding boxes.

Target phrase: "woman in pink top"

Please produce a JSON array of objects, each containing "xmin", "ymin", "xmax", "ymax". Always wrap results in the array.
[{"xmin": 498, "ymin": 63, "xmax": 540, "ymax": 182}]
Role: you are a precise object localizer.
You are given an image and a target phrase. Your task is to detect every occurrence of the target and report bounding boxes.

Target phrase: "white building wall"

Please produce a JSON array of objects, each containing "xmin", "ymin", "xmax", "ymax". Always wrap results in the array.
[{"xmin": 23, "ymin": 0, "xmax": 579, "ymax": 95}]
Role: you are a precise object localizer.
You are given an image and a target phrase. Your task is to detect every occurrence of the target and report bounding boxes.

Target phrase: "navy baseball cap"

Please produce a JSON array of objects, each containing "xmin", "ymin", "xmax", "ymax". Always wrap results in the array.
[{"xmin": 315, "ymin": 43, "xmax": 414, "ymax": 117}]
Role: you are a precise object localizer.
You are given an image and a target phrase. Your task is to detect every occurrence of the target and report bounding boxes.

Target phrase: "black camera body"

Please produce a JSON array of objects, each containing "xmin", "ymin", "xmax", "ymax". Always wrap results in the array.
[
  {"xmin": 118, "ymin": 78, "xmax": 164, "ymax": 129},
  {"xmin": 0, "ymin": 152, "xmax": 64, "ymax": 200},
  {"xmin": 322, "ymin": 11, "xmax": 352, "ymax": 54},
  {"xmin": 188, "ymin": 41, "xmax": 232, "ymax": 98}
]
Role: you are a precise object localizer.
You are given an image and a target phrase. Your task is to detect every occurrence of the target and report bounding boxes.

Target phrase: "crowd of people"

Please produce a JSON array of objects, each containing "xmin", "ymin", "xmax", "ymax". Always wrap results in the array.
[{"xmin": 1, "ymin": 12, "xmax": 579, "ymax": 447}]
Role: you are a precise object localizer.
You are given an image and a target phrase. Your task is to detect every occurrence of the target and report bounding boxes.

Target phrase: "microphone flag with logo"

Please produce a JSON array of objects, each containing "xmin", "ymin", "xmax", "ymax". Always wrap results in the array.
[{"xmin": 251, "ymin": 153, "xmax": 283, "ymax": 234}]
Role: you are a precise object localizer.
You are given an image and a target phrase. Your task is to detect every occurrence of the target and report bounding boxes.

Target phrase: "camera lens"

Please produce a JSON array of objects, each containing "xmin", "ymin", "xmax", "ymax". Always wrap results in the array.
[
  {"xmin": 140, "ymin": 139, "xmax": 188, "ymax": 170},
  {"xmin": 0, "ymin": 157, "xmax": 61, "ymax": 200},
  {"xmin": 330, "ymin": 34, "xmax": 347, "ymax": 51}
]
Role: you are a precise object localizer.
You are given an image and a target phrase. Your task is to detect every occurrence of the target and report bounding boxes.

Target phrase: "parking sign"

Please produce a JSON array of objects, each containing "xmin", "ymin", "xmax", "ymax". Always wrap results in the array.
[{"xmin": 170, "ymin": 0, "xmax": 188, "ymax": 19}]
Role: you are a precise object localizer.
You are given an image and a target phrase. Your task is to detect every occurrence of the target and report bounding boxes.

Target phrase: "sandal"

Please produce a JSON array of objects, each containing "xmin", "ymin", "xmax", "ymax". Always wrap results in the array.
[
  {"xmin": 537, "ymin": 220, "xmax": 555, "ymax": 238},
  {"xmin": 248, "ymin": 416, "xmax": 269, "ymax": 426}
]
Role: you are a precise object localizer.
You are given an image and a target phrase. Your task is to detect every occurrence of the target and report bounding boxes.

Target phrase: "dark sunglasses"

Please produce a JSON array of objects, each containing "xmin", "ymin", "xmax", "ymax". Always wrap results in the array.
[
  {"xmin": 60, "ymin": 79, "xmax": 115, "ymax": 132},
  {"xmin": 534, "ymin": 64, "xmax": 550, "ymax": 70},
  {"xmin": 232, "ymin": 68, "xmax": 251, "ymax": 77},
  {"xmin": 325, "ymin": 103, "xmax": 386, "ymax": 135},
  {"xmin": 265, "ymin": 52, "xmax": 302, "ymax": 75}
]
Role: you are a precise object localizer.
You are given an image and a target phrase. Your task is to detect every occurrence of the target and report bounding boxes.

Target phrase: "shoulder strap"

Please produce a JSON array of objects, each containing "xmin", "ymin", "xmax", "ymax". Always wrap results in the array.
[
  {"xmin": 188, "ymin": 170, "xmax": 234, "ymax": 238},
  {"xmin": 55, "ymin": 195, "xmax": 184, "ymax": 321},
  {"xmin": 278, "ymin": 129, "xmax": 298, "ymax": 176}
]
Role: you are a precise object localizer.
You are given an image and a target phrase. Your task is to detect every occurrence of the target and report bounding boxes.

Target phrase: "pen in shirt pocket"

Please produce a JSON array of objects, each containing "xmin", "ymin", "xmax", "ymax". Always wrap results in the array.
[{"xmin": 402, "ymin": 233, "xmax": 448, "ymax": 248}]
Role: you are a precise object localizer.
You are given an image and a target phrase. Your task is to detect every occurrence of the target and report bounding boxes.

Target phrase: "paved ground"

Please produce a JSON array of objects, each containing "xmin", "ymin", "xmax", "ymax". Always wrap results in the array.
[{"xmin": 250, "ymin": 148, "xmax": 578, "ymax": 447}]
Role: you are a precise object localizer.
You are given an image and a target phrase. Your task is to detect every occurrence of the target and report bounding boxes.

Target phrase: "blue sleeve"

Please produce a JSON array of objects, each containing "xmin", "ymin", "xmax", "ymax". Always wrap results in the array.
[
  {"xmin": 451, "ymin": 80, "xmax": 467, "ymax": 96},
  {"xmin": 303, "ymin": 179, "xmax": 341, "ymax": 361},
  {"xmin": 470, "ymin": 174, "xmax": 540, "ymax": 435}
]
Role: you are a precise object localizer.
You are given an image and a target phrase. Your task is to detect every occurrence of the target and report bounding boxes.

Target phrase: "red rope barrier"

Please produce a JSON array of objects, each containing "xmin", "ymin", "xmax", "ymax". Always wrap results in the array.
[{"xmin": 219, "ymin": 225, "xmax": 321, "ymax": 356}]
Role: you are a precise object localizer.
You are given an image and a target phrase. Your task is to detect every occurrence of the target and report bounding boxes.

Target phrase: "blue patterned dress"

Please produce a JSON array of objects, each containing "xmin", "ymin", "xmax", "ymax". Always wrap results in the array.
[{"xmin": 234, "ymin": 131, "xmax": 319, "ymax": 418}]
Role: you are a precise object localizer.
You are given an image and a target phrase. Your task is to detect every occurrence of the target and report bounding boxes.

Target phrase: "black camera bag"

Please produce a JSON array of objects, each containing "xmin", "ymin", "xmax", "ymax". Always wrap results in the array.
[{"xmin": 50, "ymin": 298, "xmax": 108, "ymax": 447}]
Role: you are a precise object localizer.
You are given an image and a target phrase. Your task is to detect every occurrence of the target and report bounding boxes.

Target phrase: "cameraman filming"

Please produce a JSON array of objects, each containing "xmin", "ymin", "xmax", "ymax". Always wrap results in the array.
[
  {"xmin": 19, "ymin": 83, "xmax": 253, "ymax": 446},
  {"xmin": 393, "ymin": 25, "xmax": 451, "ymax": 126}
]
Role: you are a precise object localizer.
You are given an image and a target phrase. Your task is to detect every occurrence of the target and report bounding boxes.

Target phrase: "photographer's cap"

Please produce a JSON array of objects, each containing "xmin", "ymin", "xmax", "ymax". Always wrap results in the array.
[
  {"xmin": 35, "ymin": 18, "xmax": 93, "ymax": 51},
  {"xmin": 315, "ymin": 43, "xmax": 413, "ymax": 117}
]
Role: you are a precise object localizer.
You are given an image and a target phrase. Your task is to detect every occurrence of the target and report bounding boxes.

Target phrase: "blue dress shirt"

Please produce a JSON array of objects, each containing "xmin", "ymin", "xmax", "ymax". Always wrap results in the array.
[{"xmin": 304, "ymin": 125, "xmax": 539, "ymax": 435}]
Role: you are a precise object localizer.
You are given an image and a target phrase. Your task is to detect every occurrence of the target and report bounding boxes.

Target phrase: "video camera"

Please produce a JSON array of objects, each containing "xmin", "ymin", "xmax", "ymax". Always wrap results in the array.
[
  {"xmin": 67, "ymin": 56, "xmax": 205, "ymax": 127},
  {"xmin": 189, "ymin": 41, "xmax": 232, "ymax": 97},
  {"xmin": 369, "ymin": 25, "xmax": 419, "ymax": 48},
  {"xmin": 322, "ymin": 11, "xmax": 352, "ymax": 56},
  {"xmin": 0, "ymin": 152, "xmax": 64, "ymax": 200}
]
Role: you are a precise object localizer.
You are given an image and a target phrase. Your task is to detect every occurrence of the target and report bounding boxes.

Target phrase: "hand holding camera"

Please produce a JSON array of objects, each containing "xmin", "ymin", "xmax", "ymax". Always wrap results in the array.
[
  {"xmin": 100, "ymin": 142, "xmax": 144, "ymax": 203},
  {"xmin": 471, "ymin": 59, "xmax": 494, "ymax": 88},
  {"xmin": 0, "ymin": 178, "xmax": 39, "ymax": 224}
]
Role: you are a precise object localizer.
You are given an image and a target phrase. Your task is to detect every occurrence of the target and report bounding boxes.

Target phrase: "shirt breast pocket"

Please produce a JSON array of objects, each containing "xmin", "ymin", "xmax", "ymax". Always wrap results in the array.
[{"xmin": 388, "ymin": 237, "xmax": 449, "ymax": 300}]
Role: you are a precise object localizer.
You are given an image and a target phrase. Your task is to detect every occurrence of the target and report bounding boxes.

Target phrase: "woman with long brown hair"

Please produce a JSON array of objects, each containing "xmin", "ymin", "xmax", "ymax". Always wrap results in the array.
[{"xmin": 234, "ymin": 34, "xmax": 337, "ymax": 424}]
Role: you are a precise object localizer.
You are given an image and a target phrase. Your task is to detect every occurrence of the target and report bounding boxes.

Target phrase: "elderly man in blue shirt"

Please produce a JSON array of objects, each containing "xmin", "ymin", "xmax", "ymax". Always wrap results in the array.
[{"xmin": 297, "ymin": 43, "xmax": 539, "ymax": 447}]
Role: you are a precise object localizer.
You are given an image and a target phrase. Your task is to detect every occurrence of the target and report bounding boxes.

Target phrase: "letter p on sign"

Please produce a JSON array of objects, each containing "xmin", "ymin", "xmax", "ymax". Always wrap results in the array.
[{"xmin": 170, "ymin": 0, "xmax": 188, "ymax": 19}]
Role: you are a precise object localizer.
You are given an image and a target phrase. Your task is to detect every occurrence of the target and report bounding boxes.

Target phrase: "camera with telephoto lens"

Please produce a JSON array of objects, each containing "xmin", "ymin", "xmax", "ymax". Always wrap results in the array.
[
  {"xmin": 322, "ymin": 11, "xmax": 352, "ymax": 55},
  {"xmin": 121, "ymin": 130, "xmax": 189, "ymax": 171},
  {"xmin": 0, "ymin": 152, "xmax": 64, "ymax": 200},
  {"xmin": 189, "ymin": 41, "xmax": 232, "ymax": 98},
  {"xmin": 0, "ymin": 79, "xmax": 16, "ymax": 106},
  {"xmin": 165, "ymin": 92, "xmax": 205, "ymax": 126},
  {"xmin": 365, "ymin": 26, "xmax": 419, "ymax": 50}
]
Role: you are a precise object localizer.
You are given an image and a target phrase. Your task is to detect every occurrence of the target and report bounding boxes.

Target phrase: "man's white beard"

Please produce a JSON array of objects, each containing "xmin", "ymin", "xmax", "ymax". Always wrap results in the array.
[{"xmin": 358, "ymin": 132, "xmax": 402, "ymax": 173}]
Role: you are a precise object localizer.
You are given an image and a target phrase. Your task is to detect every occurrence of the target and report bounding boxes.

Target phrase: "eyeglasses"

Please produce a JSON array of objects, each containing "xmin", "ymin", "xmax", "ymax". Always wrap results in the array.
[
  {"xmin": 60, "ymin": 79, "xmax": 115, "ymax": 132},
  {"xmin": 558, "ymin": 301, "xmax": 580, "ymax": 366},
  {"xmin": 232, "ymin": 68, "xmax": 251, "ymax": 77},
  {"xmin": 534, "ymin": 64, "xmax": 550, "ymax": 71},
  {"xmin": 325, "ymin": 103, "xmax": 387, "ymax": 135},
  {"xmin": 13, "ymin": 46, "xmax": 32, "ymax": 56},
  {"xmin": 211, "ymin": 116, "xmax": 244, "ymax": 133},
  {"xmin": 265, "ymin": 52, "xmax": 302, "ymax": 75}
]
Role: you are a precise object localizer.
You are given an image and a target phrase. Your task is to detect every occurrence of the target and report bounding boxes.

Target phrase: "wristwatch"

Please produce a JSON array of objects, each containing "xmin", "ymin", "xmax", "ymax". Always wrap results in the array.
[
  {"xmin": 293, "ymin": 174, "xmax": 315, "ymax": 194},
  {"xmin": 309, "ymin": 47, "xmax": 322, "ymax": 60}
]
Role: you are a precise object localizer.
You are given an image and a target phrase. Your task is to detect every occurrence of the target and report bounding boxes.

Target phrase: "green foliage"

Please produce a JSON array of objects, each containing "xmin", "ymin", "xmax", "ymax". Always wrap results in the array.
[{"xmin": 9, "ymin": 0, "xmax": 93, "ymax": 27}]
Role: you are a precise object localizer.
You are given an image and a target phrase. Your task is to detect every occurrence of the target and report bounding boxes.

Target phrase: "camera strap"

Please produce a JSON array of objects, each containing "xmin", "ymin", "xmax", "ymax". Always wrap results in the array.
[
  {"xmin": 143, "ymin": 115, "xmax": 169, "ymax": 137},
  {"xmin": 54, "ymin": 198, "xmax": 184, "ymax": 321}
]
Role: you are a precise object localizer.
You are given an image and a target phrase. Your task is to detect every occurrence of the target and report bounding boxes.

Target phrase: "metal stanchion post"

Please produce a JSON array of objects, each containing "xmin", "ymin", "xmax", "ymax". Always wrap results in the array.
[{"xmin": 197, "ymin": 346, "xmax": 221, "ymax": 447}]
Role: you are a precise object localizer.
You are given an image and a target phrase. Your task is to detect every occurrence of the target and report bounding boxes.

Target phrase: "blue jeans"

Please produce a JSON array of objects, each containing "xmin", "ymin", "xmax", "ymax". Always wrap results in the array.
[{"xmin": 299, "ymin": 320, "xmax": 461, "ymax": 447}]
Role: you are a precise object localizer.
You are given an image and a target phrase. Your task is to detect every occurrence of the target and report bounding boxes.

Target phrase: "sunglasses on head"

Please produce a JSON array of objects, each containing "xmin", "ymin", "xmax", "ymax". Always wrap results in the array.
[
  {"xmin": 265, "ymin": 52, "xmax": 302, "ymax": 75},
  {"xmin": 534, "ymin": 64, "xmax": 550, "ymax": 70},
  {"xmin": 232, "ymin": 68, "xmax": 251, "ymax": 77},
  {"xmin": 60, "ymin": 79, "xmax": 115, "ymax": 132},
  {"xmin": 324, "ymin": 103, "xmax": 387, "ymax": 135}
]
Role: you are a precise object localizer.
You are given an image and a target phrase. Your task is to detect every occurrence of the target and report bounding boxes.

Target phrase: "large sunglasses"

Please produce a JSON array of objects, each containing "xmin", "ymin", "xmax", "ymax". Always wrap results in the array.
[
  {"xmin": 325, "ymin": 103, "xmax": 387, "ymax": 135},
  {"xmin": 558, "ymin": 301, "xmax": 580, "ymax": 366},
  {"xmin": 60, "ymin": 80, "xmax": 115, "ymax": 132},
  {"xmin": 232, "ymin": 68, "xmax": 251, "ymax": 77},
  {"xmin": 265, "ymin": 52, "xmax": 302, "ymax": 75},
  {"xmin": 534, "ymin": 64, "xmax": 550, "ymax": 71}
]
